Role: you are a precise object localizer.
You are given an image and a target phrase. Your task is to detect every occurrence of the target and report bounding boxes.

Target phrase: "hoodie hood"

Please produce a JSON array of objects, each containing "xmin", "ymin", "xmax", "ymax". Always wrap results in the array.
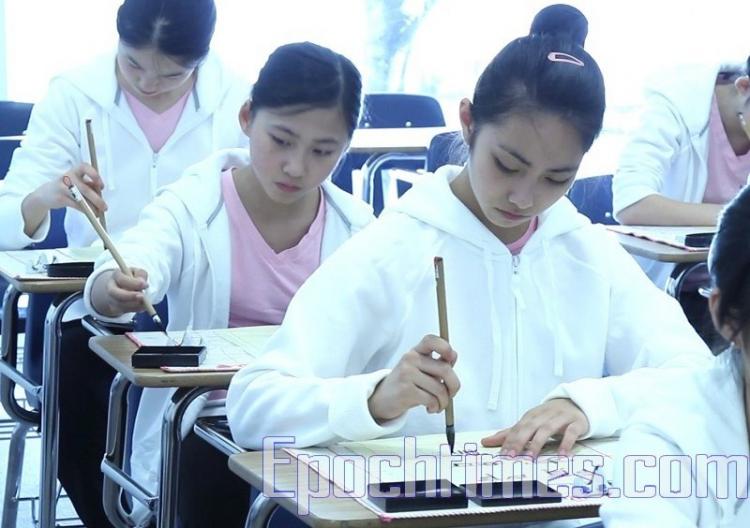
[
  {"xmin": 388, "ymin": 165, "xmax": 589, "ymax": 254},
  {"xmin": 157, "ymin": 148, "xmax": 374, "ymax": 232},
  {"xmin": 58, "ymin": 50, "xmax": 234, "ymax": 115}
]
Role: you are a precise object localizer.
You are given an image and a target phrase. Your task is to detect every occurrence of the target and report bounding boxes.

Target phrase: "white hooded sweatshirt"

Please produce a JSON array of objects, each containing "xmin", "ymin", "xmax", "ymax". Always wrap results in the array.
[
  {"xmin": 226, "ymin": 165, "xmax": 712, "ymax": 450},
  {"xmin": 0, "ymin": 51, "xmax": 249, "ymax": 249},
  {"xmin": 601, "ymin": 351, "xmax": 750, "ymax": 527},
  {"xmin": 84, "ymin": 148, "xmax": 374, "ymax": 506}
]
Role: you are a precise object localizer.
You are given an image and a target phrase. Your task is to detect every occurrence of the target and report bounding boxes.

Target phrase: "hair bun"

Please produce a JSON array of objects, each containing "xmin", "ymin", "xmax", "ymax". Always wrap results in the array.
[{"xmin": 529, "ymin": 4, "xmax": 588, "ymax": 48}]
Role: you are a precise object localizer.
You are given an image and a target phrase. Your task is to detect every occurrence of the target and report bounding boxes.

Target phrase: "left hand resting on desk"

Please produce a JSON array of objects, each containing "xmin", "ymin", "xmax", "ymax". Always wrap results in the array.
[{"xmin": 480, "ymin": 398, "xmax": 589, "ymax": 457}]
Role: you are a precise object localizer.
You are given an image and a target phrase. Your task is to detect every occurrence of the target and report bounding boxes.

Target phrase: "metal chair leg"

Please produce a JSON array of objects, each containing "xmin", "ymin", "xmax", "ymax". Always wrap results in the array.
[
  {"xmin": 245, "ymin": 495, "xmax": 278, "ymax": 528},
  {"xmin": 1, "ymin": 421, "xmax": 32, "ymax": 528}
]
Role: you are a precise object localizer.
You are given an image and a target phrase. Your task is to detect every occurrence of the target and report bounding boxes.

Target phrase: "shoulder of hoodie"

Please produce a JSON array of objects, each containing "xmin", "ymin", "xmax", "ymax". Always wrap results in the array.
[
  {"xmin": 641, "ymin": 62, "xmax": 726, "ymax": 134},
  {"xmin": 50, "ymin": 50, "xmax": 249, "ymax": 109}
]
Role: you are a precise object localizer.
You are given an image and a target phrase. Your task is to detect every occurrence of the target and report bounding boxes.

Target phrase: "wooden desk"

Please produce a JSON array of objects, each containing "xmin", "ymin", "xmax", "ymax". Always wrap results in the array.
[
  {"xmin": 612, "ymin": 232, "xmax": 709, "ymax": 263},
  {"xmin": 608, "ymin": 225, "xmax": 714, "ymax": 264},
  {"xmin": 229, "ymin": 439, "xmax": 612, "ymax": 528},
  {"xmin": 89, "ymin": 326, "xmax": 276, "ymax": 528},
  {"xmin": 0, "ymin": 247, "xmax": 99, "ymax": 528}
]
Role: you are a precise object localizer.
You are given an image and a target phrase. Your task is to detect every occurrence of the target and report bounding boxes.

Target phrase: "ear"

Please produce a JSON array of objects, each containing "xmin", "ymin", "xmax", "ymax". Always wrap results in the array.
[
  {"xmin": 238, "ymin": 99, "xmax": 253, "ymax": 136},
  {"xmin": 709, "ymin": 288, "xmax": 738, "ymax": 343},
  {"xmin": 458, "ymin": 98, "xmax": 474, "ymax": 144},
  {"xmin": 735, "ymin": 75, "xmax": 750, "ymax": 99}
]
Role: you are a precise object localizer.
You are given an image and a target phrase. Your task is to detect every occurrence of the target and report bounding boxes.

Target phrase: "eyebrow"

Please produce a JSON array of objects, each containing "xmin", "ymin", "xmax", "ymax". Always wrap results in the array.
[
  {"xmin": 497, "ymin": 145, "xmax": 578, "ymax": 173},
  {"xmin": 271, "ymin": 124, "xmax": 341, "ymax": 145}
]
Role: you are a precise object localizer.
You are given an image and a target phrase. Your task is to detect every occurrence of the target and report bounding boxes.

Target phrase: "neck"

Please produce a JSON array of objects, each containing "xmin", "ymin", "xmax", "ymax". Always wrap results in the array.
[
  {"xmin": 449, "ymin": 167, "xmax": 531, "ymax": 245},
  {"xmin": 715, "ymin": 84, "xmax": 750, "ymax": 155},
  {"xmin": 234, "ymin": 166, "xmax": 320, "ymax": 225}
]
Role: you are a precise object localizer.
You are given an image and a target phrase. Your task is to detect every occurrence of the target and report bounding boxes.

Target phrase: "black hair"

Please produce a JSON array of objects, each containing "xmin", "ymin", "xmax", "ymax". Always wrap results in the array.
[
  {"xmin": 709, "ymin": 184, "xmax": 750, "ymax": 341},
  {"xmin": 250, "ymin": 42, "xmax": 362, "ymax": 137},
  {"xmin": 116, "ymin": 0, "xmax": 216, "ymax": 67},
  {"xmin": 470, "ymin": 34, "xmax": 605, "ymax": 152},
  {"xmin": 530, "ymin": 4, "xmax": 588, "ymax": 48}
]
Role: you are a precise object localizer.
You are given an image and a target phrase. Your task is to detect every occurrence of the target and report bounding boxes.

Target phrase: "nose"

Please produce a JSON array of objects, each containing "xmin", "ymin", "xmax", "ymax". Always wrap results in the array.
[
  {"xmin": 507, "ymin": 180, "xmax": 534, "ymax": 211},
  {"xmin": 137, "ymin": 73, "xmax": 159, "ymax": 93},
  {"xmin": 283, "ymin": 150, "xmax": 306, "ymax": 179}
]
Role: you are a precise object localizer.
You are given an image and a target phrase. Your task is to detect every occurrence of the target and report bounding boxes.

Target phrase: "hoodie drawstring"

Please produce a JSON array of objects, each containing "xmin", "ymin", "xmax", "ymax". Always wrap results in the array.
[
  {"xmin": 484, "ymin": 249, "xmax": 503, "ymax": 411},
  {"xmin": 540, "ymin": 240, "xmax": 564, "ymax": 377}
]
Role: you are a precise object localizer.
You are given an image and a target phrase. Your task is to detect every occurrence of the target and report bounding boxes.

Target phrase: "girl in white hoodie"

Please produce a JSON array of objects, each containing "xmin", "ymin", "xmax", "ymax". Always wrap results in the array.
[
  {"xmin": 85, "ymin": 42, "xmax": 373, "ymax": 527},
  {"xmin": 601, "ymin": 185, "xmax": 750, "ymax": 527},
  {"xmin": 226, "ymin": 34, "xmax": 710, "ymax": 461},
  {"xmin": 0, "ymin": 1, "xmax": 248, "ymax": 526}
]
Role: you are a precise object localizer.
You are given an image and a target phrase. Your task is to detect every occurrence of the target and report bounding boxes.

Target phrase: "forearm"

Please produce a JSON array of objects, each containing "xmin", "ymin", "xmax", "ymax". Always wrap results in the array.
[
  {"xmin": 20, "ymin": 189, "xmax": 50, "ymax": 238},
  {"xmin": 618, "ymin": 194, "xmax": 722, "ymax": 226}
]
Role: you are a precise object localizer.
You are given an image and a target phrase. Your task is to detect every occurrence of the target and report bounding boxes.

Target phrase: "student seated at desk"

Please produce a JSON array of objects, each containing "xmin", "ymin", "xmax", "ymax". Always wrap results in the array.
[
  {"xmin": 613, "ymin": 58, "xmax": 750, "ymax": 287},
  {"xmin": 227, "ymin": 33, "xmax": 711, "ymax": 459},
  {"xmin": 0, "ymin": 0, "xmax": 248, "ymax": 525},
  {"xmin": 85, "ymin": 42, "xmax": 373, "ymax": 527},
  {"xmin": 601, "ymin": 185, "xmax": 750, "ymax": 527}
]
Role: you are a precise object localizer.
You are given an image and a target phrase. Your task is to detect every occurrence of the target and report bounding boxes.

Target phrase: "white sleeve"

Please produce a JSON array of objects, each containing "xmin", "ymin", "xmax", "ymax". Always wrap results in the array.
[
  {"xmin": 83, "ymin": 190, "xmax": 186, "ymax": 321},
  {"xmin": 612, "ymin": 91, "xmax": 685, "ymax": 219},
  {"xmin": 0, "ymin": 79, "xmax": 83, "ymax": 249},
  {"xmin": 227, "ymin": 233, "xmax": 413, "ymax": 449},
  {"xmin": 599, "ymin": 422, "xmax": 700, "ymax": 527},
  {"xmin": 545, "ymin": 237, "xmax": 711, "ymax": 438}
]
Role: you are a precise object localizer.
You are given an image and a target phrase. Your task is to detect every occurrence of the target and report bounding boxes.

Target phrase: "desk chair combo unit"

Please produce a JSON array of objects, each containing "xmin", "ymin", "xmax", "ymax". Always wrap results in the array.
[
  {"xmin": 1, "ymin": 99, "xmax": 100, "ymax": 527},
  {"xmin": 334, "ymin": 93, "xmax": 446, "ymax": 215}
]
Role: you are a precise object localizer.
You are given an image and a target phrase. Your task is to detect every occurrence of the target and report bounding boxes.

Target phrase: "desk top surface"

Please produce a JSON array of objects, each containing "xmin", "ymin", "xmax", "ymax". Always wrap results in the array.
[
  {"xmin": 349, "ymin": 127, "xmax": 450, "ymax": 154},
  {"xmin": 88, "ymin": 326, "xmax": 276, "ymax": 388},
  {"xmin": 610, "ymin": 225, "xmax": 713, "ymax": 263},
  {"xmin": 228, "ymin": 449, "xmax": 601, "ymax": 527},
  {"xmin": 0, "ymin": 248, "xmax": 100, "ymax": 293}
]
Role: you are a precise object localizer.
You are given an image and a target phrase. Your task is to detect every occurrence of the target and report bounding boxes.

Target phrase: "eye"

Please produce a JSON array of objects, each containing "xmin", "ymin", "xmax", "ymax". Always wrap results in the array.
[
  {"xmin": 494, "ymin": 157, "xmax": 519, "ymax": 174},
  {"xmin": 546, "ymin": 177, "xmax": 573, "ymax": 186},
  {"xmin": 312, "ymin": 148, "xmax": 335, "ymax": 157},
  {"xmin": 127, "ymin": 59, "xmax": 142, "ymax": 70},
  {"xmin": 270, "ymin": 134, "xmax": 291, "ymax": 147}
]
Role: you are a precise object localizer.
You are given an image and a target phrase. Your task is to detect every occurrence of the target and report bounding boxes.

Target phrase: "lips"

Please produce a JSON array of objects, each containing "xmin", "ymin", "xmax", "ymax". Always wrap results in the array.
[
  {"xmin": 497, "ymin": 209, "xmax": 528, "ymax": 221},
  {"xmin": 275, "ymin": 182, "xmax": 301, "ymax": 193}
]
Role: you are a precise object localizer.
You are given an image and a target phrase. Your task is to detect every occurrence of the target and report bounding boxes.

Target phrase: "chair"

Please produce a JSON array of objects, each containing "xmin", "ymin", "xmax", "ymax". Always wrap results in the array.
[
  {"xmin": 332, "ymin": 93, "xmax": 445, "ymax": 215},
  {"xmin": 0, "ymin": 101, "xmax": 34, "ymax": 332},
  {"xmin": 0, "ymin": 100, "xmax": 33, "ymax": 177},
  {"xmin": 566, "ymin": 174, "xmax": 618, "ymax": 225}
]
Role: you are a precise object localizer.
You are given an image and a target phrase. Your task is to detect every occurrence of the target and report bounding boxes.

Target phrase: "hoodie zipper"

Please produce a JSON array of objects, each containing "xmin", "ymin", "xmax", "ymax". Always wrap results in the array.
[
  {"xmin": 510, "ymin": 254, "xmax": 525, "ymax": 418},
  {"xmin": 150, "ymin": 152, "xmax": 159, "ymax": 196}
]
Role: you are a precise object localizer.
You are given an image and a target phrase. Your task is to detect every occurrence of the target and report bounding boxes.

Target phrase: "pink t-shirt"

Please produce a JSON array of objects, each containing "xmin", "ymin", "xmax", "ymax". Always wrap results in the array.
[
  {"xmin": 221, "ymin": 169, "xmax": 326, "ymax": 327},
  {"xmin": 506, "ymin": 217, "xmax": 538, "ymax": 255},
  {"xmin": 703, "ymin": 95, "xmax": 750, "ymax": 204},
  {"xmin": 122, "ymin": 87, "xmax": 191, "ymax": 152}
]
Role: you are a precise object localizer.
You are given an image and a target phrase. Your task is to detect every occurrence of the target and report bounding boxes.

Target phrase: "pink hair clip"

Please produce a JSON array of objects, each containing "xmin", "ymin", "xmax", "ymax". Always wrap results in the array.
[{"xmin": 547, "ymin": 52, "xmax": 584, "ymax": 67}]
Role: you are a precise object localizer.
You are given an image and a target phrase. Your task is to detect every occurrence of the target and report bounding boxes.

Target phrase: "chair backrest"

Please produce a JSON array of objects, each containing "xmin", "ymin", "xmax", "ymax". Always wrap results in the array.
[
  {"xmin": 426, "ymin": 131, "xmax": 467, "ymax": 173},
  {"xmin": 566, "ymin": 174, "xmax": 618, "ymax": 225},
  {"xmin": 0, "ymin": 101, "xmax": 33, "ymax": 179},
  {"xmin": 359, "ymin": 93, "xmax": 445, "ymax": 129}
]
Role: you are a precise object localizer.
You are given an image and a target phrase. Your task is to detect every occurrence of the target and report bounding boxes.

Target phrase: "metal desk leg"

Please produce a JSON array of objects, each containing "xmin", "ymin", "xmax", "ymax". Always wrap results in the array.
[
  {"xmin": 38, "ymin": 292, "xmax": 82, "ymax": 528},
  {"xmin": 1, "ymin": 421, "xmax": 33, "ymax": 528},
  {"xmin": 157, "ymin": 386, "xmax": 218, "ymax": 528},
  {"xmin": 245, "ymin": 495, "xmax": 278, "ymax": 528}
]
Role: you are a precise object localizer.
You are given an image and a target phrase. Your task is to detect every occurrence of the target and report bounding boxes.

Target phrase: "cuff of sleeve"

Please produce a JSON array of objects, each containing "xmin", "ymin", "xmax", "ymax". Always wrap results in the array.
[
  {"xmin": 544, "ymin": 378, "xmax": 619, "ymax": 439},
  {"xmin": 83, "ymin": 262, "xmax": 135, "ymax": 324},
  {"xmin": 328, "ymin": 369, "xmax": 407, "ymax": 441}
]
